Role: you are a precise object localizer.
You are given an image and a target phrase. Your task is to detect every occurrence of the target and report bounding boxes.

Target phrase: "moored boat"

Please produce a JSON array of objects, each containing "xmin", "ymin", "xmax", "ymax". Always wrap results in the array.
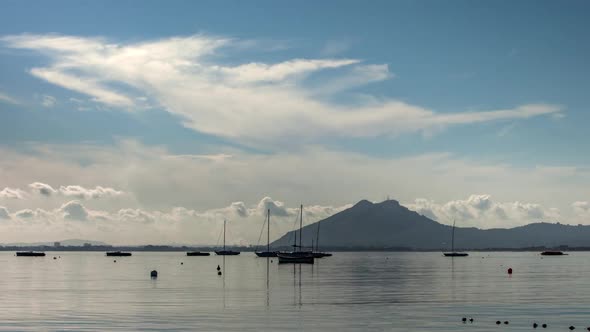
[
  {"xmin": 541, "ymin": 250, "xmax": 566, "ymax": 256},
  {"xmin": 278, "ymin": 204, "xmax": 314, "ymax": 264},
  {"xmin": 106, "ymin": 251, "xmax": 132, "ymax": 257},
  {"xmin": 186, "ymin": 251, "xmax": 210, "ymax": 256},
  {"xmin": 16, "ymin": 251, "xmax": 45, "ymax": 257},
  {"xmin": 215, "ymin": 219, "xmax": 241, "ymax": 256},
  {"xmin": 255, "ymin": 209, "xmax": 278, "ymax": 257},
  {"xmin": 443, "ymin": 220, "xmax": 468, "ymax": 257},
  {"xmin": 278, "ymin": 251, "xmax": 314, "ymax": 264}
]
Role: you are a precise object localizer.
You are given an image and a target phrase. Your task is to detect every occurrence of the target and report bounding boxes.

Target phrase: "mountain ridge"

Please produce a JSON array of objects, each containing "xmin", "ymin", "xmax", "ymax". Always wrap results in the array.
[{"xmin": 271, "ymin": 199, "xmax": 589, "ymax": 250}]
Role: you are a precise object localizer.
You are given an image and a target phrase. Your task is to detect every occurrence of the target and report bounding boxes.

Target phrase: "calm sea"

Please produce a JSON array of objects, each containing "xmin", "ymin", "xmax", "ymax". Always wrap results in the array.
[{"xmin": 0, "ymin": 251, "xmax": 588, "ymax": 331}]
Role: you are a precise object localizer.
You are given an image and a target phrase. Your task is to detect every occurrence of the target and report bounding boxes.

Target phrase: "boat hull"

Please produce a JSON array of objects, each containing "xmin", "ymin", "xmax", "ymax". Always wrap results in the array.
[
  {"xmin": 277, "ymin": 252, "xmax": 314, "ymax": 264},
  {"xmin": 443, "ymin": 252, "xmax": 469, "ymax": 257},
  {"xmin": 255, "ymin": 251, "xmax": 278, "ymax": 257},
  {"xmin": 106, "ymin": 251, "xmax": 132, "ymax": 257},
  {"xmin": 16, "ymin": 252, "xmax": 45, "ymax": 257},
  {"xmin": 186, "ymin": 251, "xmax": 211, "ymax": 256},
  {"xmin": 215, "ymin": 250, "xmax": 240, "ymax": 255},
  {"xmin": 312, "ymin": 252, "xmax": 332, "ymax": 258},
  {"xmin": 541, "ymin": 251, "xmax": 566, "ymax": 256}
]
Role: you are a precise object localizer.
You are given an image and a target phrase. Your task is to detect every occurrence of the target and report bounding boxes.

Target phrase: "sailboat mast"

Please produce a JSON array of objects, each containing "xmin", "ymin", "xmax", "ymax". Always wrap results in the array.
[
  {"xmin": 223, "ymin": 219, "xmax": 226, "ymax": 251},
  {"xmin": 267, "ymin": 209, "xmax": 270, "ymax": 253},
  {"xmin": 299, "ymin": 204, "xmax": 303, "ymax": 251},
  {"xmin": 316, "ymin": 220, "xmax": 321, "ymax": 252},
  {"xmin": 451, "ymin": 220, "xmax": 455, "ymax": 252}
]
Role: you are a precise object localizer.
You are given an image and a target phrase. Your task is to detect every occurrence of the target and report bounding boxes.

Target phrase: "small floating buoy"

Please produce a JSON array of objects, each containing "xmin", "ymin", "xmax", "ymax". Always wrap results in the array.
[
  {"xmin": 542, "ymin": 323, "xmax": 547, "ymax": 328},
  {"xmin": 570, "ymin": 326, "xmax": 576, "ymax": 331},
  {"xmin": 496, "ymin": 321, "xmax": 501, "ymax": 325},
  {"xmin": 462, "ymin": 317, "xmax": 467, "ymax": 323},
  {"xmin": 504, "ymin": 321, "xmax": 509, "ymax": 325},
  {"xmin": 181, "ymin": 262, "xmax": 183, "ymax": 265},
  {"xmin": 217, "ymin": 271, "xmax": 222, "ymax": 276},
  {"xmin": 469, "ymin": 318, "xmax": 473, "ymax": 323},
  {"xmin": 586, "ymin": 327, "xmax": 590, "ymax": 331},
  {"xmin": 216, "ymin": 265, "xmax": 221, "ymax": 271},
  {"xmin": 53, "ymin": 257, "xmax": 57, "ymax": 260},
  {"xmin": 271, "ymin": 260, "xmax": 273, "ymax": 263},
  {"xmin": 533, "ymin": 322, "xmax": 538, "ymax": 328},
  {"xmin": 507, "ymin": 268, "xmax": 513, "ymax": 274},
  {"xmin": 113, "ymin": 260, "xmax": 116, "ymax": 263},
  {"xmin": 150, "ymin": 270, "xmax": 158, "ymax": 278}
]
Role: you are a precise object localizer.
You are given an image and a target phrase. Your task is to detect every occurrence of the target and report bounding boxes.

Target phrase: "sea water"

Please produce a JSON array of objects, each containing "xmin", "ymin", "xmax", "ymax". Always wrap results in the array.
[{"xmin": 0, "ymin": 251, "xmax": 588, "ymax": 331}]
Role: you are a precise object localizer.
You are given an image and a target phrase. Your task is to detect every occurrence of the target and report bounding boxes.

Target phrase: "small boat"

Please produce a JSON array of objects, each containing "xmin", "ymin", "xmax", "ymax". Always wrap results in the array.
[
  {"xmin": 312, "ymin": 216, "xmax": 332, "ymax": 258},
  {"xmin": 443, "ymin": 220, "xmax": 468, "ymax": 257},
  {"xmin": 186, "ymin": 251, "xmax": 210, "ymax": 256},
  {"xmin": 106, "ymin": 251, "xmax": 132, "ymax": 257},
  {"xmin": 255, "ymin": 209, "xmax": 278, "ymax": 258},
  {"xmin": 278, "ymin": 251, "xmax": 314, "ymax": 264},
  {"xmin": 278, "ymin": 204, "xmax": 314, "ymax": 264},
  {"xmin": 541, "ymin": 251, "xmax": 566, "ymax": 256},
  {"xmin": 16, "ymin": 251, "xmax": 45, "ymax": 257},
  {"xmin": 312, "ymin": 252, "xmax": 333, "ymax": 258},
  {"xmin": 214, "ymin": 219, "xmax": 241, "ymax": 256}
]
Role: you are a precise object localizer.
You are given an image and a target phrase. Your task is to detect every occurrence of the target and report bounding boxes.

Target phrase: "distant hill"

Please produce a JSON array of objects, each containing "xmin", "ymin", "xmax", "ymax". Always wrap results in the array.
[
  {"xmin": 271, "ymin": 199, "xmax": 590, "ymax": 250},
  {"xmin": 2, "ymin": 239, "xmax": 109, "ymax": 247}
]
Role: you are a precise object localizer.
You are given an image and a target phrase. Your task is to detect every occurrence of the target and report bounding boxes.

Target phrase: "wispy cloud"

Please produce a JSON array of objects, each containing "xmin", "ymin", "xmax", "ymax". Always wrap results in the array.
[
  {"xmin": 0, "ymin": 91, "xmax": 19, "ymax": 105},
  {"xmin": 1, "ymin": 34, "xmax": 565, "ymax": 147}
]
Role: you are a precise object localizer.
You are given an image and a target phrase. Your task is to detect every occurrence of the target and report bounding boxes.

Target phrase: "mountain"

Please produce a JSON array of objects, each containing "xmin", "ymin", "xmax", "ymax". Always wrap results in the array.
[
  {"xmin": 271, "ymin": 199, "xmax": 590, "ymax": 250},
  {"xmin": 2, "ymin": 239, "xmax": 109, "ymax": 247}
]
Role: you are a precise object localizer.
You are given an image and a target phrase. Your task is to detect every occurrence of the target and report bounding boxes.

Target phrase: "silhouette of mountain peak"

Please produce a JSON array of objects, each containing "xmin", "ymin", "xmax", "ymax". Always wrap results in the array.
[{"xmin": 353, "ymin": 199, "xmax": 374, "ymax": 208}]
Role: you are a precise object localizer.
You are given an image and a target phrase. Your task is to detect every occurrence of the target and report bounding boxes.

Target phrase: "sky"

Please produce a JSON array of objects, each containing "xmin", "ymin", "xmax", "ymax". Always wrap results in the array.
[{"xmin": 0, "ymin": 0, "xmax": 589, "ymax": 245}]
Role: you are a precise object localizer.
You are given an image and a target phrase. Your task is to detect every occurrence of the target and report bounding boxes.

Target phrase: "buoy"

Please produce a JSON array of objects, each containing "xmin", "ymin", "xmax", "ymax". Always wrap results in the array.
[
  {"xmin": 586, "ymin": 327, "xmax": 590, "ymax": 331},
  {"xmin": 469, "ymin": 318, "xmax": 473, "ymax": 323},
  {"xmin": 569, "ymin": 326, "xmax": 575, "ymax": 331},
  {"xmin": 542, "ymin": 323, "xmax": 547, "ymax": 328},
  {"xmin": 216, "ymin": 265, "xmax": 221, "ymax": 271},
  {"xmin": 534, "ymin": 322, "xmax": 538, "ymax": 328},
  {"xmin": 504, "ymin": 321, "xmax": 509, "ymax": 325},
  {"xmin": 181, "ymin": 262, "xmax": 183, "ymax": 265},
  {"xmin": 496, "ymin": 321, "xmax": 501, "ymax": 325},
  {"xmin": 150, "ymin": 270, "xmax": 158, "ymax": 278},
  {"xmin": 113, "ymin": 260, "xmax": 116, "ymax": 263},
  {"xmin": 271, "ymin": 260, "xmax": 273, "ymax": 263},
  {"xmin": 217, "ymin": 271, "xmax": 222, "ymax": 276},
  {"xmin": 53, "ymin": 257, "xmax": 57, "ymax": 260},
  {"xmin": 507, "ymin": 268, "xmax": 513, "ymax": 274},
  {"xmin": 462, "ymin": 317, "xmax": 467, "ymax": 323}
]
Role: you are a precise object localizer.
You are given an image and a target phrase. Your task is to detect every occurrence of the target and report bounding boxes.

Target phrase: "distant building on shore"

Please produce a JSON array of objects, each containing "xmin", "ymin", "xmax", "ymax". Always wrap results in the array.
[{"xmin": 54, "ymin": 242, "xmax": 61, "ymax": 247}]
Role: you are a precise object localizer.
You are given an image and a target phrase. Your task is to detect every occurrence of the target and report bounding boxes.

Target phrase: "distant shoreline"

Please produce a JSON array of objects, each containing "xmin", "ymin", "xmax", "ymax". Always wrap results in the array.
[{"xmin": 1, "ymin": 245, "xmax": 583, "ymax": 252}]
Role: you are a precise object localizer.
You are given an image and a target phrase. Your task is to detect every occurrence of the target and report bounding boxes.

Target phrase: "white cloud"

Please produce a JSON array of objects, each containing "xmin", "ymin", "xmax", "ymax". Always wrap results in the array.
[
  {"xmin": 0, "ymin": 207, "xmax": 10, "ymax": 219},
  {"xmin": 26, "ymin": 182, "xmax": 124, "ymax": 199},
  {"xmin": 0, "ymin": 91, "xmax": 19, "ymax": 105},
  {"xmin": 406, "ymin": 194, "xmax": 562, "ymax": 228},
  {"xmin": 41, "ymin": 94, "xmax": 57, "ymax": 107},
  {"xmin": 0, "ymin": 188, "xmax": 26, "ymax": 199},
  {"xmin": 28, "ymin": 182, "xmax": 58, "ymax": 196},
  {"xmin": 60, "ymin": 200, "xmax": 88, "ymax": 221},
  {"xmin": 1, "ymin": 34, "xmax": 564, "ymax": 146}
]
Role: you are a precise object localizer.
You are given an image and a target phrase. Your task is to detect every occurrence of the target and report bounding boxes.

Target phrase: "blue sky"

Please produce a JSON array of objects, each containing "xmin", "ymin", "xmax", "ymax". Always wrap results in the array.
[{"xmin": 0, "ymin": 1, "xmax": 589, "ymax": 243}]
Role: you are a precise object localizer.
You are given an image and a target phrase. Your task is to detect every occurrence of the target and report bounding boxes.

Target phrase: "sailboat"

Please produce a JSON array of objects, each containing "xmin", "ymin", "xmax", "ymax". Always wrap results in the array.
[
  {"xmin": 215, "ymin": 219, "xmax": 240, "ymax": 255},
  {"xmin": 312, "ymin": 218, "xmax": 332, "ymax": 258},
  {"xmin": 443, "ymin": 220, "xmax": 468, "ymax": 257},
  {"xmin": 277, "ymin": 204, "xmax": 314, "ymax": 264},
  {"xmin": 256, "ymin": 209, "xmax": 278, "ymax": 257}
]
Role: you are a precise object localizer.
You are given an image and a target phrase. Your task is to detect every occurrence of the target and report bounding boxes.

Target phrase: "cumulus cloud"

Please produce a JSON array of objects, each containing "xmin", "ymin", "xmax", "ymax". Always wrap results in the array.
[
  {"xmin": 25, "ymin": 182, "xmax": 124, "ymax": 199},
  {"xmin": 0, "ymin": 207, "xmax": 10, "ymax": 219},
  {"xmin": 60, "ymin": 200, "xmax": 88, "ymax": 221},
  {"xmin": 1, "ymin": 34, "xmax": 564, "ymax": 146},
  {"xmin": 406, "ymin": 194, "xmax": 561, "ymax": 228},
  {"xmin": 0, "ymin": 188, "xmax": 26, "ymax": 199},
  {"xmin": 2, "ymin": 196, "xmax": 349, "ymax": 245},
  {"xmin": 28, "ymin": 182, "xmax": 58, "ymax": 196}
]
